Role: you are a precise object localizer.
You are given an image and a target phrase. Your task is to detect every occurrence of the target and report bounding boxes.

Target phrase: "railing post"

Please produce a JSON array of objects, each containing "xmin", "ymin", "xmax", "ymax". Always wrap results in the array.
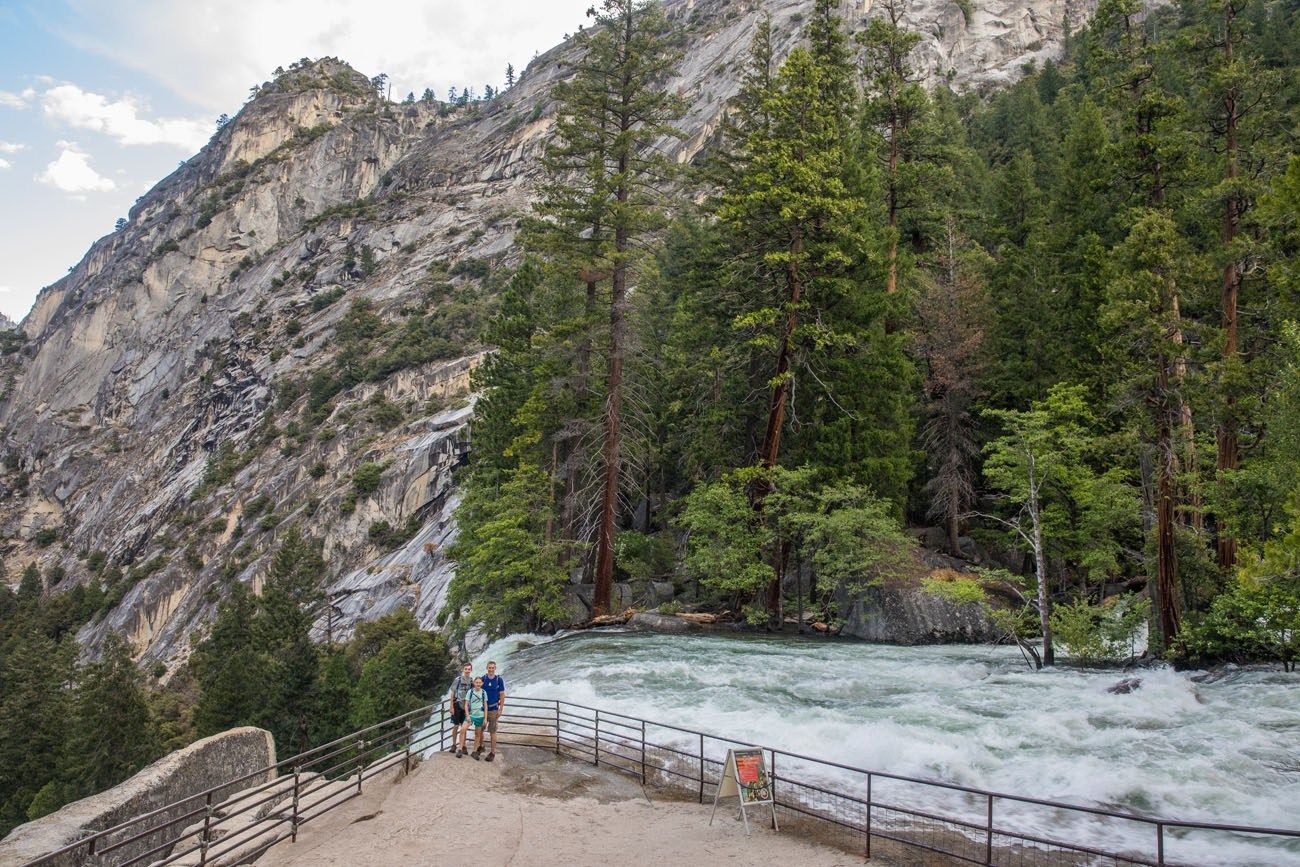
[
  {"xmin": 770, "ymin": 751, "xmax": 778, "ymax": 829},
  {"xmin": 355, "ymin": 739, "xmax": 366, "ymax": 792},
  {"xmin": 199, "ymin": 790, "xmax": 213, "ymax": 866},
  {"xmin": 640, "ymin": 719, "xmax": 647, "ymax": 784},
  {"xmin": 404, "ymin": 720, "xmax": 413, "ymax": 774},
  {"xmin": 555, "ymin": 701, "xmax": 561, "ymax": 754},
  {"xmin": 865, "ymin": 773, "xmax": 872, "ymax": 859},
  {"xmin": 1157, "ymin": 823, "xmax": 1165, "ymax": 867},
  {"xmin": 985, "ymin": 793, "xmax": 994, "ymax": 865},
  {"xmin": 439, "ymin": 701, "xmax": 446, "ymax": 752},
  {"xmin": 594, "ymin": 709, "xmax": 601, "ymax": 767},
  {"xmin": 291, "ymin": 766, "xmax": 301, "ymax": 842},
  {"xmin": 698, "ymin": 733, "xmax": 705, "ymax": 803}
]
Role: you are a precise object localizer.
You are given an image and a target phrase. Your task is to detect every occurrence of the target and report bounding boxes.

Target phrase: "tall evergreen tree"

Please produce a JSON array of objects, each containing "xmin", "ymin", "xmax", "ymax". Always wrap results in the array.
[{"xmin": 528, "ymin": 0, "xmax": 682, "ymax": 615}]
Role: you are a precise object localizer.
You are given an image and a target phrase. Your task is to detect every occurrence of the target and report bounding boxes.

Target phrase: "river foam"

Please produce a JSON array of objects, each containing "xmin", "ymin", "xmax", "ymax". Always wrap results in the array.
[{"xmin": 478, "ymin": 630, "xmax": 1300, "ymax": 866}]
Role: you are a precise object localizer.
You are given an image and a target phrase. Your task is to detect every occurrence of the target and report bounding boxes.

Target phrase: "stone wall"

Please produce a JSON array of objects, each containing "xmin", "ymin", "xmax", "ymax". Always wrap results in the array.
[{"xmin": 0, "ymin": 728, "xmax": 275, "ymax": 867}]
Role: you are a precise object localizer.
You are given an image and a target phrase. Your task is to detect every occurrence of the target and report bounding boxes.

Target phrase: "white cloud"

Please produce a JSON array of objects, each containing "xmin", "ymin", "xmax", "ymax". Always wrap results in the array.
[
  {"xmin": 41, "ymin": 84, "xmax": 210, "ymax": 152},
  {"xmin": 0, "ymin": 141, "xmax": 26, "ymax": 154},
  {"xmin": 0, "ymin": 88, "xmax": 35, "ymax": 109},
  {"xmin": 36, "ymin": 143, "xmax": 117, "ymax": 195},
  {"xmin": 55, "ymin": 1, "xmax": 590, "ymax": 113},
  {"xmin": 0, "ymin": 158, "xmax": 10, "ymax": 170}
]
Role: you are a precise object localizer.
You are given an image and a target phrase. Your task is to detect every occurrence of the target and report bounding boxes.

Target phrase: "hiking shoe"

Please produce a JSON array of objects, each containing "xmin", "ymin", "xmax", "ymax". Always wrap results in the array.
[
  {"xmin": 472, "ymin": 750, "xmax": 481, "ymax": 761},
  {"xmin": 456, "ymin": 749, "xmax": 464, "ymax": 758},
  {"xmin": 486, "ymin": 752, "xmax": 495, "ymax": 763},
  {"xmin": 474, "ymin": 746, "xmax": 484, "ymax": 756}
]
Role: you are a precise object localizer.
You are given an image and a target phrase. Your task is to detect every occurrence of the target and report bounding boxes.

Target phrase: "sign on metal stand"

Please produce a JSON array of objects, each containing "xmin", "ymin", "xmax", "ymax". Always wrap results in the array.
[{"xmin": 709, "ymin": 748, "xmax": 777, "ymax": 835}]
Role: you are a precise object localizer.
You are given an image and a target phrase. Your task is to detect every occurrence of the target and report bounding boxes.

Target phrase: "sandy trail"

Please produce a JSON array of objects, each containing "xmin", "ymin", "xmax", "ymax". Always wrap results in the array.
[{"xmin": 257, "ymin": 747, "xmax": 856, "ymax": 867}]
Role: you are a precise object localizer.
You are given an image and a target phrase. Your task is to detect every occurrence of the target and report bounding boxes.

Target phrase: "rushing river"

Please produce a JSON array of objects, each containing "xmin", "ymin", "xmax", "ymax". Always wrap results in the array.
[{"xmin": 473, "ymin": 630, "xmax": 1300, "ymax": 866}]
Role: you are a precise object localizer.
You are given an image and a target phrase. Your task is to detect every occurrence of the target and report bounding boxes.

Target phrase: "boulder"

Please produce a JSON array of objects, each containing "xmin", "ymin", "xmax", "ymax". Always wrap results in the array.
[
  {"xmin": 836, "ymin": 583, "xmax": 1001, "ymax": 645},
  {"xmin": 649, "ymin": 581, "xmax": 676, "ymax": 605},
  {"xmin": 1107, "ymin": 677, "xmax": 1143, "ymax": 695},
  {"xmin": 628, "ymin": 612, "xmax": 699, "ymax": 634}
]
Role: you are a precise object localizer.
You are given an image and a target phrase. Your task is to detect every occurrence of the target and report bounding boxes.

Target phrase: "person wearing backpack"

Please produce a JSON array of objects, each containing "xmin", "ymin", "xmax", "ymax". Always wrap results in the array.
[
  {"xmin": 477, "ymin": 660, "xmax": 505, "ymax": 762},
  {"xmin": 448, "ymin": 663, "xmax": 473, "ymax": 757},
  {"xmin": 466, "ymin": 677, "xmax": 488, "ymax": 760}
]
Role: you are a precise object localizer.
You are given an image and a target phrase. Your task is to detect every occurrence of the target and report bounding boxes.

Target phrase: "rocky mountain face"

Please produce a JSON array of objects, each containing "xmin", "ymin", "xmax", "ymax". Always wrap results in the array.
[{"xmin": 0, "ymin": 0, "xmax": 1103, "ymax": 667}]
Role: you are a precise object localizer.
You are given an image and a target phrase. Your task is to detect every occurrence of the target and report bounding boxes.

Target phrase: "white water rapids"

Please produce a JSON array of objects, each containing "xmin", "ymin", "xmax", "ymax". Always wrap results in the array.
[{"xmin": 472, "ymin": 630, "xmax": 1300, "ymax": 866}]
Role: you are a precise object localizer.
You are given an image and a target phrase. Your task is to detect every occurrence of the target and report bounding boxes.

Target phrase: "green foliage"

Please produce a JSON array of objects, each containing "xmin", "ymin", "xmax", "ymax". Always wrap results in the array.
[
  {"xmin": 446, "ymin": 460, "xmax": 571, "ymax": 635},
  {"xmin": 352, "ymin": 461, "xmax": 388, "ymax": 496},
  {"xmin": 1049, "ymin": 595, "xmax": 1150, "ymax": 664},
  {"xmin": 679, "ymin": 465, "xmax": 913, "ymax": 621},
  {"xmin": 1180, "ymin": 575, "xmax": 1300, "ymax": 670},
  {"xmin": 920, "ymin": 571, "xmax": 988, "ymax": 606}
]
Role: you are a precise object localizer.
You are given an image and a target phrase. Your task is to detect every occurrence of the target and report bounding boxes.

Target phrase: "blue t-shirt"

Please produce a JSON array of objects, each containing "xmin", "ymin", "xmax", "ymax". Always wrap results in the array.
[{"xmin": 481, "ymin": 674, "xmax": 505, "ymax": 710}]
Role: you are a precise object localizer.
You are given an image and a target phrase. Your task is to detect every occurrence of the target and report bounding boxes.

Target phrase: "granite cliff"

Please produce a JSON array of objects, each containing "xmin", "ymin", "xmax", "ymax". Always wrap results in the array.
[{"xmin": 1, "ymin": 0, "xmax": 1106, "ymax": 666}]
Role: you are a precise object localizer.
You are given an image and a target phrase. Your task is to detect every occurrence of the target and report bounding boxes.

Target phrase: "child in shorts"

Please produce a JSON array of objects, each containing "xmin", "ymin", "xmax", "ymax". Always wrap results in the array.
[{"xmin": 466, "ymin": 677, "xmax": 488, "ymax": 760}]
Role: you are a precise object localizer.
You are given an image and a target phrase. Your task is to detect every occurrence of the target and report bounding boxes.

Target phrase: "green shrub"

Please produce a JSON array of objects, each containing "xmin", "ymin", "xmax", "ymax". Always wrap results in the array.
[
  {"xmin": 920, "ymin": 570, "xmax": 988, "ymax": 606},
  {"xmin": 33, "ymin": 528, "xmax": 58, "ymax": 547},
  {"xmin": 1048, "ymin": 594, "xmax": 1149, "ymax": 664},
  {"xmin": 1180, "ymin": 576, "xmax": 1300, "ymax": 671},
  {"xmin": 353, "ymin": 462, "xmax": 388, "ymax": 496}
]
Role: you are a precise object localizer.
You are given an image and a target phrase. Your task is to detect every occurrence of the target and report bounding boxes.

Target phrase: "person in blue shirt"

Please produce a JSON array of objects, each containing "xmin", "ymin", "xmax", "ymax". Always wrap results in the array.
[{"xmin": 477, "ymin": 660, "xmax": 506, "ymax": 762}]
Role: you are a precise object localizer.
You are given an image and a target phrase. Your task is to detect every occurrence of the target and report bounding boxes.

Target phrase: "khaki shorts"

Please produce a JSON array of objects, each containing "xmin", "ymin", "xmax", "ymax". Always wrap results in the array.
[{"xmin": 487, "ymin": 709, "xmax": 501, "ymax": 733}]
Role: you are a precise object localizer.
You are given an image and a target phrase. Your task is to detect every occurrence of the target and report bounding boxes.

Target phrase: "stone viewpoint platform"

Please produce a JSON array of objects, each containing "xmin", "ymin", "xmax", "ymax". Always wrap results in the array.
[{"xmin": 256, "ymin": 748, "xmax": 855, "ymax": 867}]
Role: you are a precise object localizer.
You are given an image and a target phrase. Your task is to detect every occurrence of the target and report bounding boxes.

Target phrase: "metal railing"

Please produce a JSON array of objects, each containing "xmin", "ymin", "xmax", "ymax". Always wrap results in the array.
[
  {"xmin": 473, "ymin": 697, "xmax": 1300, "ymax": 867},
  {"xmin": 21, "ymin": 704, "xmax": 441, "ymax": 867},
  {"xmin": 22, "ymin": 696, "xmax": 1300, "ymax": 867}
]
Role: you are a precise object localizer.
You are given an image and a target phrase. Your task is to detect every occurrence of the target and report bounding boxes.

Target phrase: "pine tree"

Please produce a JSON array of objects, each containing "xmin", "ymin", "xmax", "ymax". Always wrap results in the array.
[
  {"xmin": 62, "ymin": 634, "xmax": 159, "ymax": 800},
  {"xmin": 713, "ymin": 4, "xmax": 868, "ymax": 616},
  {"xmin": 505, "ymin": 62, "xmax": 516, "ymax": 88},
  {"xmin": 859, "ymin": 0, "xmax": 927, "ymax": 296},
  {"xmin": 528, "ymin": 0, "xmax": 682, "ymax": 615}
]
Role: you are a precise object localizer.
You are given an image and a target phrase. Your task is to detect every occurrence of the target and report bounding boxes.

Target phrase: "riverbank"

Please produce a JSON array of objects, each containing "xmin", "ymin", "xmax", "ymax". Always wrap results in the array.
[{"xmin": 257, "ymin": 749, "xmax": 860, "ymax": 867}]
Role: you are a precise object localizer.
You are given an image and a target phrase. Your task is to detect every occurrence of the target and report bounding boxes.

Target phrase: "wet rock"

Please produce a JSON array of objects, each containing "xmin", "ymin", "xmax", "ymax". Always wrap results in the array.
[{"xmin": 1108, "ymin": 677, "xmax": 1143, "ymax": 694}]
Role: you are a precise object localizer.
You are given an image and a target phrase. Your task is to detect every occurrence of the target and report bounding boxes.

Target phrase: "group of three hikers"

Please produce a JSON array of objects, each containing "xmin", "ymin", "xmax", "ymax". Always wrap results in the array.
[{"xmin": 446, "ymin": 660, "xmax": 506, "ymax": 761}]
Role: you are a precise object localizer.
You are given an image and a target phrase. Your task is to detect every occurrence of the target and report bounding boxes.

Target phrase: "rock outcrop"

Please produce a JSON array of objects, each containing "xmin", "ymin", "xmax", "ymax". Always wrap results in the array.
[
  {"xmin": 837, "ymin": 581, "xmax": 1002, "ymax": 644},
  {"xmin": 0, "ymin": 0, "xmax": 1121, "ymax": 666},
  {"xmin": 0, "ymin": 727, "xmax": 274, "ymax": 867}
]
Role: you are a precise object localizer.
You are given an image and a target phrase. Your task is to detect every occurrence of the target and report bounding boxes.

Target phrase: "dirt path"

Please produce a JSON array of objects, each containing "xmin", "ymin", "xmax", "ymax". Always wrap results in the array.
[{"xmin": 257, "ymin": 748, "xmax": 856, "ymax": 866}]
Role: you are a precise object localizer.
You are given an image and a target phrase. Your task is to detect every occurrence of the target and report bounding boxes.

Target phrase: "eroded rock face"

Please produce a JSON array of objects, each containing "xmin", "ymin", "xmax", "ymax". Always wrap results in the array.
[
  {"xmin": 0, "ymin": 0, "xmax": 1114, "ymax": 665},
  {"xmin": 0, "ymin": 727, "xmax": 274, "ymax": 867}
]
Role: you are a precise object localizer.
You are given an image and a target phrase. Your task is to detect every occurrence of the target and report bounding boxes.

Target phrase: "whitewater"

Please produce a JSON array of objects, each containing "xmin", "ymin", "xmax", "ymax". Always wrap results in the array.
[{"xmin": 471, "ymin": 630, "xmax": 1300, "ymax": 866}]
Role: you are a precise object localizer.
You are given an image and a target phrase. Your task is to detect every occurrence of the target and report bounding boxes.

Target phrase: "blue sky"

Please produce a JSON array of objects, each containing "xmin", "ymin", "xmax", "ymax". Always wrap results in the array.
[{"xmin": 0, "ymin": 0, "xmax": 590, "ymax": 323}]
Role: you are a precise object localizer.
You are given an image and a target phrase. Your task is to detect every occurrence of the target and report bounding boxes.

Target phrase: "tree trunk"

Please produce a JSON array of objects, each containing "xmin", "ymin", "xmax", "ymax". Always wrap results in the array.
[
  {"xmin": 1216, "ymin": 1, "xmax": 1241, "ymax": 571},
  {"xmin": 1154, "ymin": 352, "xmax": 1183, "ymax": 651},
  {"xmin": 592, "ymin": 8, "xmax": 635, "ymax": 617},
  {"xmin": 756, "ymin": 230, "xmax": 804, "ymax": 614},
  {"xmin": 1028, "ymin": 454, "xmax": 1053, "ymax": 667}
]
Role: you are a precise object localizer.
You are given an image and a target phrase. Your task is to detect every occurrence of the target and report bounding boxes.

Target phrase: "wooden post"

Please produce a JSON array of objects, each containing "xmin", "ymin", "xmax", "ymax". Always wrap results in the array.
[{"xmin": 404, "ymin": 720, "xmax": 413, "ymax": 774}]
